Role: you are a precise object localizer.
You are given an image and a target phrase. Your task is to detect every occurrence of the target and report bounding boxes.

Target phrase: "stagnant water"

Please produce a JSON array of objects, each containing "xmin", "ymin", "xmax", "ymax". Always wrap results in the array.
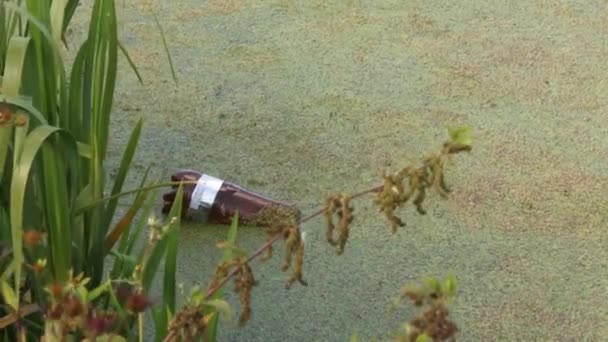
[{"xmin": 70, "ymin": 1, "xmax": 608, "ymax": 340}]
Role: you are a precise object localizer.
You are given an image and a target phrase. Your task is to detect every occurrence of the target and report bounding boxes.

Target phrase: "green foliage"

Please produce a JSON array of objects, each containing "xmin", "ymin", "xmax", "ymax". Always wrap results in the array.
[
  {"xmin": 0, "ymin": 0, "xmax": 179, "ymax": 340},
  {"xmin": 447, "ymin": 125, "xmax": 472, "ymax": 146}
]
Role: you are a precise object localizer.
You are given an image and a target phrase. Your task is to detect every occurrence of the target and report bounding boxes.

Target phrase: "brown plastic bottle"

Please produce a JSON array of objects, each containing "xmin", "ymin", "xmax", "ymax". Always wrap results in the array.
[{"xmin": 162, "ymin": 170, "xmax": 300, "ymax": 226}]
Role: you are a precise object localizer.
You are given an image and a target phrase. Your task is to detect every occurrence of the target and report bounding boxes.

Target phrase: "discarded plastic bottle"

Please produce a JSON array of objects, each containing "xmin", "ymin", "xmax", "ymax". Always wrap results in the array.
[{"xmin": 162, "ymin": 169, "xmax": 300, "ymax": 226}]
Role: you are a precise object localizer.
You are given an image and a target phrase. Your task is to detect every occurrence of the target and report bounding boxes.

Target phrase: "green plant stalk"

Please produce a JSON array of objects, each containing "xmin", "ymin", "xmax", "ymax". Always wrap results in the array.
[
  {"xmin": 1, "ymin": 36, "xmax": 30, "ymax": 183},
  {"xmin": 10, "ymin": 126, "xmax": 73, "ymax": 300},
  {"xmin": 75, "ymin": 180, "xmax": 199, "ymax": 214},
  {"xmin": 152, "ymin": 185, "xmax": 183, "ymax": 341},
  {"xmin": 205, "ymin": 211, "xmax": 239, "ymax": 342},
  {"xmin": 85, "ymin": 0, "xmax": 119, "ymax": 286},
  {"xmin": 103, "ymin": 118, "xmax": 142, "ymax": 233},
  {"xmin": 0, "ymin": 123, "xmax": 10, "ymax": 184},
  {"xmin": 2, "ymin": 32, "xmax": 29, "ymax": 298},
  {"xmin": 152, "ymin": 14, "xmax": 176, "ymax": 84},
  {"xmin": 0, "ymin": 1, "xmax": 5, "ymax": 71},
  {"xmin": 163, "ymin": 187, "xmax": 182, "ymax": 314},
  {"xmin": 19, "ymin": 0, "xmax": 74, "ymax": 284},
  {"xmin": 49, "ymin": 0, "xmax": 67, "ymax": 44}
]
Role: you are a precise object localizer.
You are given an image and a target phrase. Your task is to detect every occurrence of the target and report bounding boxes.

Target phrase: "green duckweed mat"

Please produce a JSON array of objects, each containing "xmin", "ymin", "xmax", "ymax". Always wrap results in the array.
[{"xmin": 69, "ymin": 1, "xmax": 608, "ymax": 340}]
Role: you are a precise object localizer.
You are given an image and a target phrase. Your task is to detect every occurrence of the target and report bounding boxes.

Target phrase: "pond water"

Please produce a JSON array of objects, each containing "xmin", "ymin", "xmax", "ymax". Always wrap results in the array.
[{"xmin": 72, "ymin": 1, "xmax": 608, "ymax": 340}]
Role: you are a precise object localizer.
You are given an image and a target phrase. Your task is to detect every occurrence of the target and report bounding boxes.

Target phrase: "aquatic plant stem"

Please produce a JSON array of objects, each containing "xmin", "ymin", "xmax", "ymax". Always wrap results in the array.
[{"xmin": 202, "ymin": 184, "xmax": 383, "ymax": 300}]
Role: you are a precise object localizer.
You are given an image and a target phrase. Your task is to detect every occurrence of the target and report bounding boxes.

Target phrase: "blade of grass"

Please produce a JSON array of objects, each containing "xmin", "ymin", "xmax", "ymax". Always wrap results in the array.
[
  {"xmin": 152, "ymin": 307, "xmax": 170, "ymax": 342},
  {"xmin": 11, "ymin": 125, "xmax": 78, "ymax": 294},
  {"xmin": 118, "ymin": 40, "xmax": 143, "ymax": 84},
  {"xmin": 151, "ymin": 185, "xmax": 182, "ymax": 341},
  {"xmin": 163, "ymin": 184, "xmax": 182, "ymax": 314},
  {"xmin": 15, "ymin": 0, "xmax": 67, "ymax": 122},
  {"xmin": 67, "ymin": 38, "xmax": 88, "ymax": 142},
  {"xmin": 12, "ymin": 110, "xmax": 29, "ymax": 171},
  {"xmin": 0, "ymin": 113, "xmax": 12, "ymax": 185},
  {"xmin": 119, "ymin": 172, "xmax": 155, "ymax": 254},
  {"xmin": 2, "ymin": 36, "xmax": 30, "ymax": 97},
  {"xmin": 103, "ymin": 117, "xmax": 142, "ymax": 230},
  {"xmin": 49, "ymin": 0, "xmax": 67, "ymax": 44},
  {"xmin": 61, "ymin": 0, "xmax": 79, "ymax": 44},
  {"xmin": 17, "ymin": 0, "xmax": 75, "ymax": 286},
  {"xmin": 104, "ymin": 180, "xmax": 150, "ymax": 252},
  {"xmin": 85, "ymin": 0, "xmax": 119, "ymax": 286},
  {"xmin": 109, "ymin": 180, "xmax": 157, "ymax": 280},
  {"xmin": 152, "ymin": 14, "xmax": 176, "ymax": 84},
  {"xmin": 140, "ymin": 185, "xmax": 183, "ymax": 293},
  {"xmin": 1, "ymin": 36, "xmax": 29, "ymax": 184},
  {"xmin": 88, "ymin": 0, "xmax": 117, "ymax": 161},
  {"xmin": 0, "ymin": 1, "xmax": 6, "ymax": 73}
]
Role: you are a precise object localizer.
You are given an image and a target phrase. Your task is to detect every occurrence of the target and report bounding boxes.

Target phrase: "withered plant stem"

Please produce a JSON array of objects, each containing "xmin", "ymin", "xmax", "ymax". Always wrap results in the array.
[
  {"xmin": 297, "ymin": 184, "xmax": 383, "ymax": 224},
  {"xmin": 203, "ymin": 184, "xmax": 383, "ymax": 300}
]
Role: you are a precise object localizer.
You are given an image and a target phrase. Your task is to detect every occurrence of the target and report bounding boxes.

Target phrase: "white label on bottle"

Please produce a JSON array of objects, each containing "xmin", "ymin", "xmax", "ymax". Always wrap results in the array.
[{"xmin": 190, "ymin": 174, "xmax": 224, "ymax": 210}]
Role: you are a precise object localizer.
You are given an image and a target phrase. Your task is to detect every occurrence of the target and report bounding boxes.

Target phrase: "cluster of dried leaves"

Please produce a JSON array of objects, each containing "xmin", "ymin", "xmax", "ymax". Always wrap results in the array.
[
  {"xmin": 392, "ymin": 275, "xmax": 459, "ymax": 342},
  {"xmin": 206, "ymin": 256, "xmax": 257, "ymax": 326},
  {"xmin": 41, "ymin": 275, "xmax": 152, "ymax": 341},
  {"xmin": 248, "ymin": 205, "xmax": 307, "ymax": 289},
  {"xmin": 167, "ymin": 127, "xmax": 471, "ymax": 338},
  {"xmin": 324, "ymin": 194, "xmax": 354, "ymax": 255},
  {"xmin": 374, "ymin": 139, "xmax": 472, "ymax": 233},
  {"xmin": 165, "ymin": 305, "xmax": 214, "ymax": 341}
]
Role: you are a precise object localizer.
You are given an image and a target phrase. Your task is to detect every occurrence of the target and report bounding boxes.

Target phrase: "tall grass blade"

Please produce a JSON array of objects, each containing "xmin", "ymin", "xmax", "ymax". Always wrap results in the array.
[
  {"xmin": 118, "ymin": 40, "xmax": 143, "ymax": 84},
  {"xmin": 0, "ymin": 33, "xmax": 27, "ymax": 186},
  {"xmin": 104, "ymin": 179, "xmax": 150, "ymax": 252},
  {"xmin": 141, "ymin": 185, "xmax": 183, "ymax": 292},
  {"xmin": 84, "ymin": 0, "xmax": 119, "ymax": 286},
  {"xmin": 151, "ymin": 185, "xmax": 182, "ymax": 341},
  {"xmin": 11, "ymin": 1, "xmax": 74, "ymax": 286},
  {"xmin": 2, "ymin": 37, "xmax": 30, "ymax": 97},
  {"xmin": 49, "ymin": 0, "xmax": 67, "ymax": 44},
  {"xmin": 11, "ymin": 125, "xmax": 77, "ymax": 294},
  {"xmin": 61, "ymin": 0, "xmax": 79, "ymax": 42},
  {"xmin": 119, "ymin": 173, "xmax": 154, "ymax": 254},
  {"xmin": 0, "ymin": 111, "xmax": 11, "ymax": 184},
  {"xmin": 163, "ymin": 186, "xmax": 182, "ymax": 314},
  {"xmin": 152, "ymin": 14, "xmax": 176, "ymax": 84},
  {"xmin": 103, "ymin": 118, "xmax": 142, "ymax": 230},
  {"xmin": 0, "ymin": 1, "xmax": 6, "ymax": 73},
  {"xmin": 67, "ymin": 36, "xmax": 88, "ymax": 142}
]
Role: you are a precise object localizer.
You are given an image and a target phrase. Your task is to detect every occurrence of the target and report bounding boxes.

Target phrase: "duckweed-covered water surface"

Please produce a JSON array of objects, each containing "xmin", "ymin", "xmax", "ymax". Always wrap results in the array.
[{"xmin": 69, "ymin": 1, "xmax": 608, "ymax": 340}]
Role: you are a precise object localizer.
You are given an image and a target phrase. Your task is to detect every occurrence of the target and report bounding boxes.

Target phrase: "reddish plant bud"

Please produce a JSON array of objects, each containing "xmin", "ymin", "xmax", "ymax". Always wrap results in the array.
[
  {"xmin": 126, "ymin": 291, "xmax": 153, "ymax": 313},
  {"xmin": 114, "ymin": 282, "xmax": 134, "ymax": 302},
  {"xmin": 23, "ymin": 229, "xmax": 44, "ymax": 248},
  {"xmin": 48, "ymin": 283, "xmax": 65, "ymax": 301},
  {"xmin": 0, "ymin": 103, "xmax": 12, "ymax": 124},
  {"xmin": 47, "ymin": 304, "xmax": 64, "ymax": 320},
  {"xmin": 63, "ymin": 296, "xmax": 84, "ymax": 317},
  {"xmin": 87, "ymin": 311, "xmax": 117, "ymax": 335}
]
